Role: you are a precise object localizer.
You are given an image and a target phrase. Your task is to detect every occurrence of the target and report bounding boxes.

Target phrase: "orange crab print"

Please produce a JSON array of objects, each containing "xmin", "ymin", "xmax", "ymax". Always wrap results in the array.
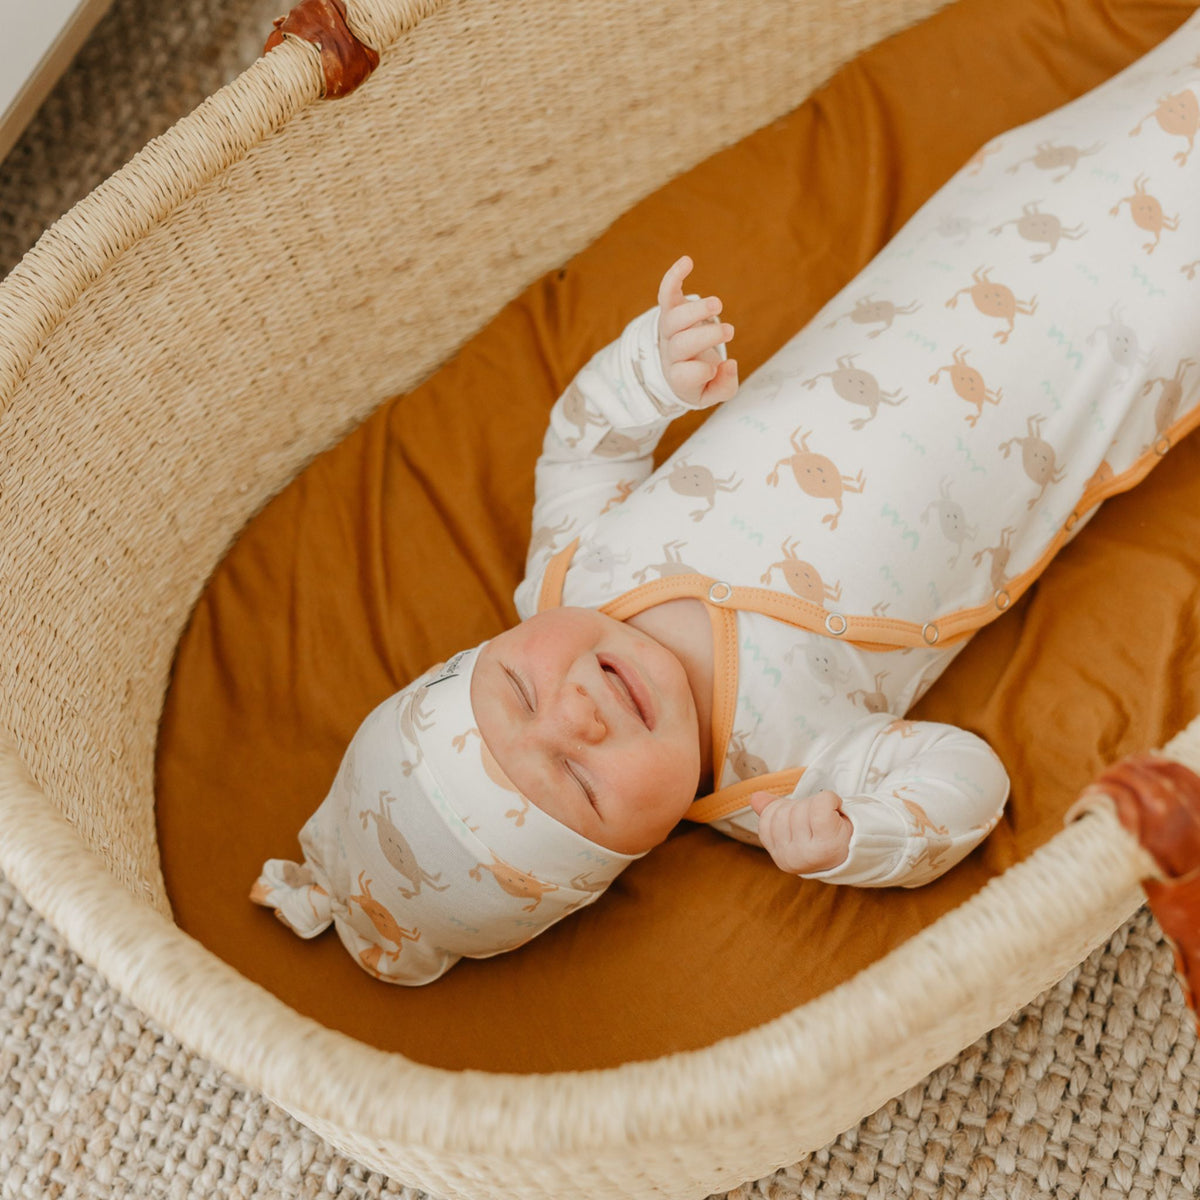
[
  {"xmin": 999, "ymin": 414, "xmax": 1067, "ymax": 509},
  {"xmin": 759, "ymin": 536, "xmax": 842, "ymax": 603},
  {"xmin": 972, "ymin": 526, "xmax": 1016, "ymax": 596},
  {"xmin": 989, "ymin": 201, "xmax": 1085, "ymax": 262},
  {"xmin": 802, "ymin": 353, "xmax": 908, "ymax": 429},
  {"xmin": 599, "ymin": 479, "xmax": 636, "ymax": 513},
  {"xmin": 451, "ymin": 727, "xmax": 530, "ymax": 824},
  {"xmin": 766, "ymin": 428, "xmax": 865, "ymax": 531},
  {"xmin": 884, "ymin": 718, "xmax": 919, "ymax": 740},
  {"xmin": 349, "ymin": 871, "xmax": 422, "ymax": 960},
  {"xmin": 1142, "ymin": 357, "xmax": 1197, "ymax": 451},
  {"xmin": 899, "ymin": 793, "xmax": 950, "ymax": 838},
  {"xmin": 1005, "ymin": 140, "xmax": 1101, "ymax": 182},
  {"xmin": 1130, "ymin": 89, "xmax": 1199, "ymax": 166},
  {"xmin": 1109, "ymin": 175, "xmax": 1179, "ymax": 253},
  {"xmin": 928, "ymin": 346, "xmax": 1003, "ymax": 426},
  {"xmin": 825, "ymin": 295, "xmax": 920, "ymax": 339},
  {"xmin": 1183, "ymin": 260, "xmax": 1199, "ymax": 280},
  {"xmin": 469, "ymin": 852, "xmax": 559, "ymax": 912},
  {"xmin": 946, "ymin": 268, "xmax": 1038, "ymax": 344}
]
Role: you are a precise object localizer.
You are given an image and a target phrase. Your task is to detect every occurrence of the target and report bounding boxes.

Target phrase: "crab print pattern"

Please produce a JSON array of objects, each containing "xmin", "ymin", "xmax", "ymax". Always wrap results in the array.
[
  {"xmin": 470, "ymin": 852, "xmax": 560, "ymax": 913},
  {"xmin": 990, "ymin": 201, "xmax": 1086, "ymax": 262},
  {"xmin": 349, "ymin": 872, "xmax": 422, "ymax": 970},
  {"xmin": 766, "ymin": 428, "xmax": 865, "ymax": 531},
  {"xmin": 945, "ymin": 267, "xmax": 1038, "ymax": 343},
  {"xmin": 1130, "ymin": 89, "xmax": 1200, "ymax": 166},
  {"xmin": 360, "ymin": 792, "xmax": 450, "ymax": 899},
  {"xmin": 760, "ymin": 537, "xmax": 842, "ymax": 603},
  {"xmin": 825, "ymin": 295, "xmax": 921, "ymax": 338},
  {"xmin": 929, "ymin": 346, "xmax": 1003, "ymax": 426},
  {"xmin": 646, "ymin": 458, "xmax": 742, "ymax": 521},
  {"xmin": 802, "ymin": 353, "xmax": 908, "ymax": 428},
  {"xmin": 1005, "ymin": 140, "xmax": 1102, "ymax": 182},
  {"xmin": 999, "ymin": 415, "xmax": 1068, "ymax": 509},
  {"xmin": 507, "ymin": 16, "xmax": 1200, "ymax": 886},
  {"xmin": 1110, "ymin": 175, "xmax": 1180, "ymax": 253}
]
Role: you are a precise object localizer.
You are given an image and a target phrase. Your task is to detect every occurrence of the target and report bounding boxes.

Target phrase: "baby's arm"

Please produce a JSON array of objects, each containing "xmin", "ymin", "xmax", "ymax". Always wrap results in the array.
[
  {"xmin": 748, "ymin": 713, "xmax": 1010, "ymax": 888},
  {"xmin": 515, "ymin": 257, "xmax": 736, "ymax": 615}
]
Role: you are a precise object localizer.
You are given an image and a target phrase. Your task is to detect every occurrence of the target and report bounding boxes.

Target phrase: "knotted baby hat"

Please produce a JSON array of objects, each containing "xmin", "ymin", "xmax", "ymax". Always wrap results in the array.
[{"xmin": 250, "ymin": 645, "xmax": 642, "ymax": 984}]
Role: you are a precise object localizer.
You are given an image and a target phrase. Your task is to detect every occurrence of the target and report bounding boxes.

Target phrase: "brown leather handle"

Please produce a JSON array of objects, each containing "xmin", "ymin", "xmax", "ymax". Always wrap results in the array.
[
  {"xmin": 1082, "ymin": 753, "xmax": 1200, "ymax": 1026},
  {"xmin": 265, "ymin": 0, "xmax": 380, "ymax": 99}
]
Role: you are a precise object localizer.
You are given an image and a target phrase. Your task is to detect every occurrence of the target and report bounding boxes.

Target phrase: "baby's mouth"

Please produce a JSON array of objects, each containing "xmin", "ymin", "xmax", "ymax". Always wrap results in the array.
[{"xmin": 600, "ymin": 658, "xmax": 654, "ymax": 730}]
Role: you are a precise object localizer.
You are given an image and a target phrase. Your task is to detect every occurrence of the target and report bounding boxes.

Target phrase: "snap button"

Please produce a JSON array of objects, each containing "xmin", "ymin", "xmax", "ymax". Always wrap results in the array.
[
  {"xmin": 994, "ymin": 589, "xmax": 1012, "ymax": 611},
  {"xmin": 707, "ymin": 580, "xmax": 733, "ymax": 603},
  {"xmin": 1154, "ymin": 435, "xmax": 1171, "ymax": 457},
  {"xmin": 922, "ymin": 622, "xmax": 940, "ymax": 645},
  {"xmin": 1064, "ymin": 512, "xmax": 1078, "ymax": 532},
  {"xmin": 824, "ymin": 612, "xmax": 848, "ymax": 636}
]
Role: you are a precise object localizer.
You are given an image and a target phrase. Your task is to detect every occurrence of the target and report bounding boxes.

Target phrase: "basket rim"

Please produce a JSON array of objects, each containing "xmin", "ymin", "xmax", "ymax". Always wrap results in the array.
[
  {"xmin": 0, "ymin": 0, "xmax": 444, "ymax": 414},
  {"xmin": 0, "ymin": 731, "xmax": 1157, "ymax": 1158}
]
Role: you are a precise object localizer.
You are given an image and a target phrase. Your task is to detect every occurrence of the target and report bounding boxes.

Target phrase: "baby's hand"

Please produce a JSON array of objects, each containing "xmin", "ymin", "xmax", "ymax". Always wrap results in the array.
[
  {"xmin": 657, "ymin": 255, "xmax": 738, "ymax": 408},
  {"xmin": 749, "ymin": 789, "xmax": 853, "ymax": 875}
]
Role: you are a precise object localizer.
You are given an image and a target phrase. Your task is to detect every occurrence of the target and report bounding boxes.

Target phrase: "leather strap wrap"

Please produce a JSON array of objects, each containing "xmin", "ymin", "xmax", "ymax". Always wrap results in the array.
[
  {"xmin": 1081, "ymin": 753, "xmax": 1200, "ymax": 1028},
  {"xmin": 265, "ymin": 0, "xmax": 380, "ymax": 99}
]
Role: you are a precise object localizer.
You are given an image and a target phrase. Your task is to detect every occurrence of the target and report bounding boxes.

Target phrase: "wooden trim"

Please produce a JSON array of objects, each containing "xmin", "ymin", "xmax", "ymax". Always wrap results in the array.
[{"xmin": 0, "ymin": 0, "xmax": 115, "ymax": 165}]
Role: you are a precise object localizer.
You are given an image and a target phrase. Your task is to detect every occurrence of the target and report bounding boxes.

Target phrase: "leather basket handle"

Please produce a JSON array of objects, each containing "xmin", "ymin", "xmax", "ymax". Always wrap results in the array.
[
  {"xmin": 1077, "ymin": 753, "xmax": 1200, "ymax": 1027},
  {"xmin": 265, "ymin": 0, "xmax": 380, "ymax": 98}
]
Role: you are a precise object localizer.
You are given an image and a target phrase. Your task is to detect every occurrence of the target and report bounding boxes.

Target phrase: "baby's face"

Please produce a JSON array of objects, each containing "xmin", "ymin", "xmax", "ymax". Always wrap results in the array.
[{"xmin": 470, "ymin": 608, "xmax": 701, "ymax": 854}]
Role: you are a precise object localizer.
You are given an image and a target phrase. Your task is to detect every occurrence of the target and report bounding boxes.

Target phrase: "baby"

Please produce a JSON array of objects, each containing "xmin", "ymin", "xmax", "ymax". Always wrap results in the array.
[{"xmin": 253, "ymin": 12, "xmax": 1200, "ymax": 983}]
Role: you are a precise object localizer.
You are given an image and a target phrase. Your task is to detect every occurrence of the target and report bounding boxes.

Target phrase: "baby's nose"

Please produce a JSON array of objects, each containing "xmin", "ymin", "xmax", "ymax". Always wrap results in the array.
[{"xmin": 559, "ymin": 684, "xmax": 606, "ymax": 744}]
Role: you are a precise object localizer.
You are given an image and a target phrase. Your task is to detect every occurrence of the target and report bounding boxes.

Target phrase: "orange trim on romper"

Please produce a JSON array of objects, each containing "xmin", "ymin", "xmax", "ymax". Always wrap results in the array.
[
  {"xmin": 537, "ymin": 537, "xmax": 580, "ymax": 613},
  {"xmin": 705, "ymin": 604, "xmax": 740, "ymax": 790},
  {"xmin": 533, "ymin": 404, "xmax": 1200, "ymax": 821},
  {"xmin": 541, "ymin": 403, "xmax": 1200, "ymax": 651},
  {"xmin": 686, "ymin": 768, "xmax": 806, "ymax": 824}
]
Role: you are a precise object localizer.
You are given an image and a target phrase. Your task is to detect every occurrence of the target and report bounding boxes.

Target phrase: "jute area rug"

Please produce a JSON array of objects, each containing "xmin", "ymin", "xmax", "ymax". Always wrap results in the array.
[{"xmin": 2, "ymin": 1, "xmax": 1200, "ymax": 1197}]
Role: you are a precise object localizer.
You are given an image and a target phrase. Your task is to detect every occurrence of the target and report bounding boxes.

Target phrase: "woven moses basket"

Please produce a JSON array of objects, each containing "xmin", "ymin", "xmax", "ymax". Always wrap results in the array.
[{"xmin": 3, "ymin": 0, "xmax": 1200, "ymax": 1197}]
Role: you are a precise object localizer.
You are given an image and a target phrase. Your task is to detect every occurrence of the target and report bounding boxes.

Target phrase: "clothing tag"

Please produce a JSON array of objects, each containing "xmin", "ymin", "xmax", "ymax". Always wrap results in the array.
[{"xmin": 424, "ymin": 649, "xmax": 469, "ymax": 689}]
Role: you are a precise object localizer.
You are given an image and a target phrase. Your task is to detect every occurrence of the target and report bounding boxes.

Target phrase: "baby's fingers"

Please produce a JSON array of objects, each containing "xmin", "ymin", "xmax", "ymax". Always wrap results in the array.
[
  {"xmin": 668, "ymin": 320, "xmax": 733, "ymax": 363},
  {"xmin": 657, "ymin": 255, "xmax": 694, "ymax": 312},
  {"xmin": 700, "ymin": 359, "xmax": 739, "ymax": 406},
  {"xmin": 660, "ymin": 294, "xmax": 723, "ymax": 339},
  {"xmin": 668, "ymin": 358, "xmax": 721, "ymax": 401}
]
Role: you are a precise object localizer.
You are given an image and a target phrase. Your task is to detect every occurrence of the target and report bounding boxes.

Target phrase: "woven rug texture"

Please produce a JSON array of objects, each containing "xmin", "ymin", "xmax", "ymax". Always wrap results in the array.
[{"xmin": 2, "ymin": 0, "xmax": 1199, "ymax": 1197}]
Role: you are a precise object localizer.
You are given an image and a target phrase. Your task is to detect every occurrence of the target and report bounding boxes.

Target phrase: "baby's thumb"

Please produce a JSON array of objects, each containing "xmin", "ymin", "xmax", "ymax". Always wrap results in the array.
[{"xmin": 748, "ymin": 789, "xmax": 780, "ymax": 816}]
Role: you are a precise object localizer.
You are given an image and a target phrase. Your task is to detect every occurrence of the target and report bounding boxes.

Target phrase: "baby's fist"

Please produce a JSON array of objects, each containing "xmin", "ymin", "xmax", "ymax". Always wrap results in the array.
[
  {"xmin": 749, "ymin": 789, "xmax": 853, "ymax": 875},
  {"xmin": 656, "ymin": 255, "xmax": 738, "ymax": 408}
]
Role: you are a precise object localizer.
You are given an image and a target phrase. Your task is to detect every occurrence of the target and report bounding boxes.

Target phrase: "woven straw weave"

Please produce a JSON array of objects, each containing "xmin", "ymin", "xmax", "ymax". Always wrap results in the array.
[
  {"xmin": 4, "ymin": 873, "xmax": 1198, "ymax": 1199},
  {"xmin": 1, "ymin": 0, "xmax": 1196, "ymax": 1196}
]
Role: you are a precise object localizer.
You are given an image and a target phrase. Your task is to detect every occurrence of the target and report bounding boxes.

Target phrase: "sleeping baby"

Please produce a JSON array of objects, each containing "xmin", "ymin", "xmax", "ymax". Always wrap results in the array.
[{"xmin": 252, "ymin": 12, "xmax": 1200, "ymax": 984}]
